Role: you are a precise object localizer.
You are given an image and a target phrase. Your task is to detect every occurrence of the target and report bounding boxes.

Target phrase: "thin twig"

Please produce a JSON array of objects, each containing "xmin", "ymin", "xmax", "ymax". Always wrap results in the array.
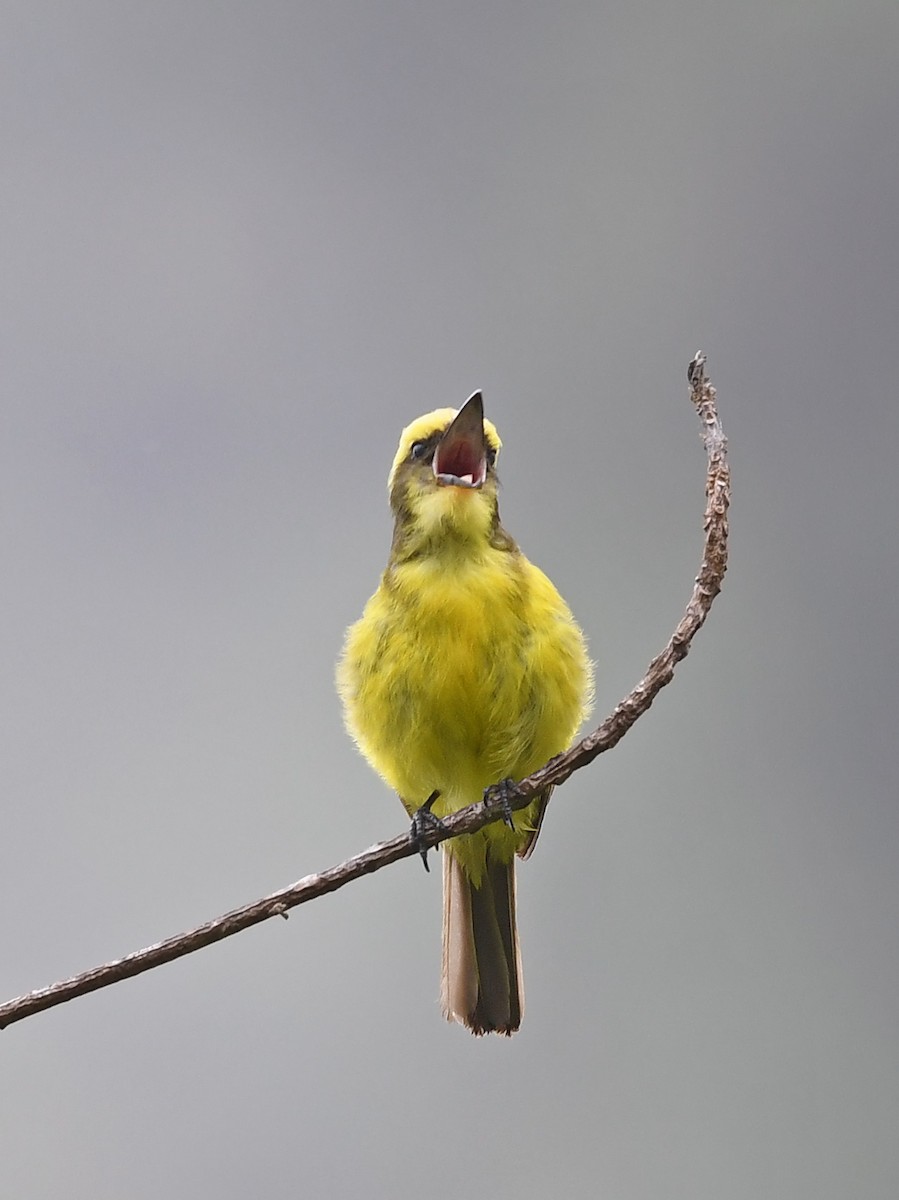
[{"xmin": 0, "ymin": 353, "xmax": 728, "ymax": 1032}]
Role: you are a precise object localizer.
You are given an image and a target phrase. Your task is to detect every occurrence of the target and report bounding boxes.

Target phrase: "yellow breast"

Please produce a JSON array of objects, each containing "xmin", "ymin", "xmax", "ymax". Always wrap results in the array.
[{"xmin": 337, "ymin": 545, "xmax": 592, "ymax": 876}]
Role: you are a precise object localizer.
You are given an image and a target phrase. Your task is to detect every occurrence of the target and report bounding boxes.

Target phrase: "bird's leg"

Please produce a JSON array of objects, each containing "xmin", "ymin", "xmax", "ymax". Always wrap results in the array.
[
  {"xmin": 409, "ymin": 790, "xmax": 447, "ymax": 872},
  {"xmin": 484, "ymin": 777, "xmax": 518, "ymax": 830}
]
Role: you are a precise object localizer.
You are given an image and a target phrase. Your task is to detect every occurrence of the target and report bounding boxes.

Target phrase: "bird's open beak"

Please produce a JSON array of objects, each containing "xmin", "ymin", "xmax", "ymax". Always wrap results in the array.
[{"xmin": 433, "ymin": 391, "xmax": 488, "ymax": 489}]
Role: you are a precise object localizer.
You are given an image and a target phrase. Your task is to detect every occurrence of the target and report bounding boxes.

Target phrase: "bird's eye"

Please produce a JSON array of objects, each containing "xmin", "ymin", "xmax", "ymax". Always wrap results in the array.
[
  {"xmin": 410, "ymin": 441, "xmax": 429, "ymax": 460},
  {"xmin": 486, "ymin": 447, "xmax": 497, "ymax": 467}
]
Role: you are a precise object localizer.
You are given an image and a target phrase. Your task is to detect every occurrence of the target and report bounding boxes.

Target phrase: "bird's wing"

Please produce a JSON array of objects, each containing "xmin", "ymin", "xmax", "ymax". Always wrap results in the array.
[{"xmin": 517, "ymin": 785, "xmax": 553, "ymax": 860}]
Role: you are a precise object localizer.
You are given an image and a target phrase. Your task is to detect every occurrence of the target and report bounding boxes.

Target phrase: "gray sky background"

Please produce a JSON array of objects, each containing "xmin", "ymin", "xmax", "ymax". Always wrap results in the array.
[{"xmin": 2, "ymin": 3, "xmax": 897, "ymax": 1197}]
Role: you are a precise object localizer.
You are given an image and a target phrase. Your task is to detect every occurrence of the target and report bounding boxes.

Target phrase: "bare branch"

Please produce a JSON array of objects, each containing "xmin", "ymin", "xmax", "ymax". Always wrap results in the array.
[{"xmin": 0, "ymin": 353, "xmax": 729, "ymax": 1032}]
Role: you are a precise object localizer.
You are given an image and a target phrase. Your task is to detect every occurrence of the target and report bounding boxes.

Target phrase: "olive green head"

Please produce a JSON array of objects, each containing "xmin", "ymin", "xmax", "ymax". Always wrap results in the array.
[{"xmin": 387, "ymin": 392, "xmax": 511, "ymax": 557}]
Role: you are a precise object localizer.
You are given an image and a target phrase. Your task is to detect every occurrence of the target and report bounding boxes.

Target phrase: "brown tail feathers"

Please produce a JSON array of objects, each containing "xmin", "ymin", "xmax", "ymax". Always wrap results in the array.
[{"xmin": 441, "ymin": 851, "xmax": 523, "ymax": 1035}]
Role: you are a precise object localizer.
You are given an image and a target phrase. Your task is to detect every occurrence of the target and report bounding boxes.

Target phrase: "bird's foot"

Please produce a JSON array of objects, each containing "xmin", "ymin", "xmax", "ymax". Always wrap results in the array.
[
  {"xmin": 410, "ymin": 790, "xmax": 447, "ymax": 872},
  {"xmin": 484, "ymin": 777, "xmax": 519, "ymax": 830}
]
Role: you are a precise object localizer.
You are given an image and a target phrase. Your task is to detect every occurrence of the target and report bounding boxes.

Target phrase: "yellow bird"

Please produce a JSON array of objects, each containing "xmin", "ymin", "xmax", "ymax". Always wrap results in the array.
[{"xmin": 336, "ymin": 392, "xmax": 592, "ymax": 1035}]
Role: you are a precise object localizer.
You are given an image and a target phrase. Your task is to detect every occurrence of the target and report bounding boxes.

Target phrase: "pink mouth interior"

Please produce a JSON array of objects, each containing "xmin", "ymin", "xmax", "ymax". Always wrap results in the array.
[{"xmin": 434, "ymin": 437, "xmax": 485, "ymax": 486}]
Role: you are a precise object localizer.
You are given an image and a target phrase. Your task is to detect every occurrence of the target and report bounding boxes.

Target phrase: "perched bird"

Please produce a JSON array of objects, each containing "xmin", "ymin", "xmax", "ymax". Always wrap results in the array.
[{"xmin": 336, "ymin": 392, "xmax": 592, "ymax": 1035}]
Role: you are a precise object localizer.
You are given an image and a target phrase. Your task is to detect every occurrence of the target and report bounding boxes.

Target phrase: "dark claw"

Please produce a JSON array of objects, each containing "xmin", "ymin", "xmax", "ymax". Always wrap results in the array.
[
  {"xmin": 485, "ymin": 777, "xmax": 519, "ymax": 830},
  {"xmin": 410, "ymin": 790, "xmax": 447, "ymax": 872}
]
